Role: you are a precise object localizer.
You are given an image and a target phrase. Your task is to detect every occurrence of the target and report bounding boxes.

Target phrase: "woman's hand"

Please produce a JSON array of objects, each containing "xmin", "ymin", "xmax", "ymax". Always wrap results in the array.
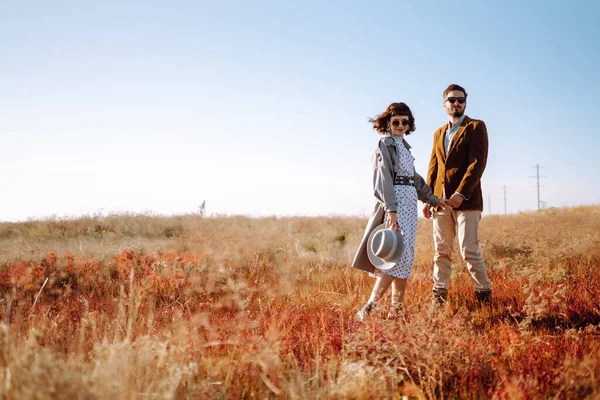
[
  {"xmin": 385, "ymin": 211, "xmax": 399, "ymax": 232},
  {"xmin": 422, "ymin": 204, "xmax": 432, "ymax": 219}
]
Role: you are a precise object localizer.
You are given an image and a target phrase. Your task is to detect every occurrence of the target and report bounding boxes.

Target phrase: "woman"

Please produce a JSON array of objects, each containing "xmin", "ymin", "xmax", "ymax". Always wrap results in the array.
[{"xmin": 352, "ymin": 102, "xmax": 445, "ymax": 320}]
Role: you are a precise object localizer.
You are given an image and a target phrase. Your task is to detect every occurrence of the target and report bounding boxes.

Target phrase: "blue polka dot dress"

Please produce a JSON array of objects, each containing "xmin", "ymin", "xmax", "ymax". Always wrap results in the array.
[{"xmin": 382, "ymin": 136, "xmax": 418, "ymax": 279}]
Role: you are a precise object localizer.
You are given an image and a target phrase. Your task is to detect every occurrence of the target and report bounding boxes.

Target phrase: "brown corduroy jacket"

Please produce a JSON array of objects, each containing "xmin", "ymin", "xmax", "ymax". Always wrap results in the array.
[{"xmin": 426, "ymin": 116, "xmax": 488, "ymax": 211}]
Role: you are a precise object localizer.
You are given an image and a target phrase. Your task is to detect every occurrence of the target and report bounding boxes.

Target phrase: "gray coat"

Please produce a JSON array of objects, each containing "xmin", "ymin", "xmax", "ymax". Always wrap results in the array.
[{"xmin": 351, "ymin": 135, "xmax": 442, "ymax": 274}]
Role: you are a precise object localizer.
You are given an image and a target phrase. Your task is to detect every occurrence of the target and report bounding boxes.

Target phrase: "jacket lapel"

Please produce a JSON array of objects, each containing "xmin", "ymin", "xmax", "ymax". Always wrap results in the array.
[{"xmin": 447, "ymin": 116, "xmax": 470, "ymax": 157}]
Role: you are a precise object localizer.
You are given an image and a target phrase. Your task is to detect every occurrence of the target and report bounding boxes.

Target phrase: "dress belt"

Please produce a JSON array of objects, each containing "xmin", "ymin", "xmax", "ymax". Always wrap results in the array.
[{"xmin": 393, "ymin": 175, "xmax": 415, "ymax": 186}]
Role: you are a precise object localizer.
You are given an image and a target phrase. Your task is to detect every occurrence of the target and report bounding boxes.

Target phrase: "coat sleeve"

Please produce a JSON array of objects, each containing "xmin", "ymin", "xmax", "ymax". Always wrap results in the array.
[
  {"xmin": 414, "ymin": 171, "xmax": 441, "ymax": 206},
  {"xmin": 426, "ymin": 130, "xmax": 439, "ymax": 187},
  {"xmin": 456, "ymin": 121, "xmax": 488, "ymax": 200},
  {"xmin": 372, "ymin": 139, "xmax": 398, "ymax": 212}
]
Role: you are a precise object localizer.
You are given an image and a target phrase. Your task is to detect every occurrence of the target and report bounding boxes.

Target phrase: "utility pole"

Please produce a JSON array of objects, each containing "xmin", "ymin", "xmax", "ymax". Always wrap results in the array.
[
  {"xmin": 530, "ymin": 164, "xmax": 546, "ymax": 210},
  {"xmin": 503, "ymin": 185, "xmax": 507, "ymax": 215},
  {"xmin": 536, "ymin": 165, "xmax": 541, "ymax": 210}
]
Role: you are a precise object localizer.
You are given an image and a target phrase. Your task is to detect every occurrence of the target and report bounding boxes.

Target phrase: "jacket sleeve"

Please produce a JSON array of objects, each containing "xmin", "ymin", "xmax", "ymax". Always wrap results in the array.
[
  {"xmin": 426, "ymin": 130, "xmax": 439, "ymax": 187},
  {"xmin": 414, "ymin": 171, "xmax": 441, "ymax": 206},
  {"xmin": 456, "ymin": 121, "xmax": 488, "ymax": 200},
  {"xmin": 372, "ymin": 139, "xmax": 398, "ymax": 212}
]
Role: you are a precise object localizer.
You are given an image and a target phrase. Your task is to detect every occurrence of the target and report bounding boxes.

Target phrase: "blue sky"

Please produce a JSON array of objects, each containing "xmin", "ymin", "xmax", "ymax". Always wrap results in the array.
[{"xmin": 1, "ymin": 0, "xmax": 599, "ymax": 221}]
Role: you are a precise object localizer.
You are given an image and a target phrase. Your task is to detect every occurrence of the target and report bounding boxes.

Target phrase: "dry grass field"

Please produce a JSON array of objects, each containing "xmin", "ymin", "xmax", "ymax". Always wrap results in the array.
[{"xmin": 0, "ymin": 205, "xmax": 599, "ymax": 399}]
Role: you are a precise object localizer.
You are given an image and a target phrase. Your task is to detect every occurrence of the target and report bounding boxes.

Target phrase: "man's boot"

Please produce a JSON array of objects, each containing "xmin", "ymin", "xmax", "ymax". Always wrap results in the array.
[
  {"xmin": 475, "ymin": 289, "xmax": 492, "ymax": 306},
  {"xmin": 432, "ymin": 288, "xmax": 448, "ymax": 306}
]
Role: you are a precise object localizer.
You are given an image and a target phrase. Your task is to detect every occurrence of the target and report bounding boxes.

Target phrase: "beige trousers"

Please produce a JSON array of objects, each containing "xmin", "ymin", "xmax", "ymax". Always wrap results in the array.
[{"xmin": 432, "ymin": 209, "xmax": 491, "ymax": 291}]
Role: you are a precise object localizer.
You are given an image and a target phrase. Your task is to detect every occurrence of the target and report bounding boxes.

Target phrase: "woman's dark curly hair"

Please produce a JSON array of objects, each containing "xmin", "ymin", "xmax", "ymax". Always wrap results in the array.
[{"xmin": 368, "ymin": 102, "xmax": 416, "ymax": 135}]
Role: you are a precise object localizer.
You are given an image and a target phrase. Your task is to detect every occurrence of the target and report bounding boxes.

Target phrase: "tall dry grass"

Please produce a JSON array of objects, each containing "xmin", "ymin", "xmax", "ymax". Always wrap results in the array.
[{"xmin": 1, "ymin": 206, "xmax": 599, "ymax": 398}]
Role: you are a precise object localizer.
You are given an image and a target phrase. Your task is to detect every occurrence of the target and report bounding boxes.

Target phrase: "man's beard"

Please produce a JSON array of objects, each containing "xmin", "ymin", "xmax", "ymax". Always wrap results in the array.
[{"xmin": 450, "ymin": 109, "xmax": 464, "ymax": 118}]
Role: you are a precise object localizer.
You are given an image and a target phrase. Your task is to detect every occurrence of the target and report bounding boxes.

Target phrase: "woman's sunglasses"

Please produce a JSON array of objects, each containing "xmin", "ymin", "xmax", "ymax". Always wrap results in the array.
[{"xmin": 391, "ymin": 119, "xmax": 409, "ymax": 127}]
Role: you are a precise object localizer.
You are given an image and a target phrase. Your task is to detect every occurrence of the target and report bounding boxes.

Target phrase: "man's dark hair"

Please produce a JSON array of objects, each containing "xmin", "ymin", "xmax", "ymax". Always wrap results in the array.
[{"xmin": 443, "ymin": 84, "xmax": 468, "ymax": 99}]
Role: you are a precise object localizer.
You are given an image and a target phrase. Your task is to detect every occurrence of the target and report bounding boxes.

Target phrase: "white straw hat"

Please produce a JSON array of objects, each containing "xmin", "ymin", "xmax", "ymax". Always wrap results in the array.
[{"xmin": 367, "ymin": 224, "xmax": 404, "ymax": 271}]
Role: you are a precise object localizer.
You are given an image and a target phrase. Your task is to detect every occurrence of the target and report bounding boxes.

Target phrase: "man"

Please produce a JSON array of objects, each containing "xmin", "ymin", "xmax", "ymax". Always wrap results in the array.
[{"xmin": 423, "ymin": 84, "xmax": 492, "ymax": 305}]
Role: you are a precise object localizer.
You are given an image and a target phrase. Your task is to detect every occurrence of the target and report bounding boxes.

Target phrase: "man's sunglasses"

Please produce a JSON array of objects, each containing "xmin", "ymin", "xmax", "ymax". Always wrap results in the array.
[
  {"xmin": 391, "ymin": 119, "xmax": 409, "ymax": 127},
  {"xmin": 446, "ymin": 97, "xmax": 466, "ymax": 104}
]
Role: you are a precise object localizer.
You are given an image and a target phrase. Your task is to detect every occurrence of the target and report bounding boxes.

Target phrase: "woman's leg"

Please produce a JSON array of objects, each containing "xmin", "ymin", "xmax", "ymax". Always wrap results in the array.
[
  {"xmin": 391, "ymin": 278, "xmax": 408, "ymax": 305},
  {"xmin": 368, "ymin": 273, "xmax": 395, "ymax": 304},
  {"xmin": 386, "ymin": 276, "xmax": 408, "ymax": 319},
  {"xmin": 356, "ymin": 273, "xmax": 395, "ymax": 320}
]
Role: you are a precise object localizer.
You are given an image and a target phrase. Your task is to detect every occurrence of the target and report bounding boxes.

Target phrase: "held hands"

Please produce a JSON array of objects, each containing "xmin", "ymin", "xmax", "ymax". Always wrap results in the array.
[
  {"xmin": 422, "ymin": 200, "xmax": 449, "ymax": 219},
  {"xmin": 385, "ymin": 211, "xmax": 399, "ymax": 232}
]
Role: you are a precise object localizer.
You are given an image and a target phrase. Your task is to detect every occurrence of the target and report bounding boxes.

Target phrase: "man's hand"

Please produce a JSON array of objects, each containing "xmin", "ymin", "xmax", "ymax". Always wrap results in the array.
[
  {"xmin": 422, "ymin": 204, "xmax": 432, "ymax": 219},
  {"xmin": 437, "ymin": 200, "xmax": 448, "ymax": 211},
  {"xmin": 448, "ymin": 193, "xmax": 465, "ymax": 209},
  {"xmin": 385, "ymin": 211, "xmax": 399, "ymax": 231}
]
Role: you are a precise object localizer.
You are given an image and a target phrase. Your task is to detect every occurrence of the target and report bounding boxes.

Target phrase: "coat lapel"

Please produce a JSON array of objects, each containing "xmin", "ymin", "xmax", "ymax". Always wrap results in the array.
[{"xmin": 447, "ymin": 116, "xmax": 470, "ymax": 157}]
